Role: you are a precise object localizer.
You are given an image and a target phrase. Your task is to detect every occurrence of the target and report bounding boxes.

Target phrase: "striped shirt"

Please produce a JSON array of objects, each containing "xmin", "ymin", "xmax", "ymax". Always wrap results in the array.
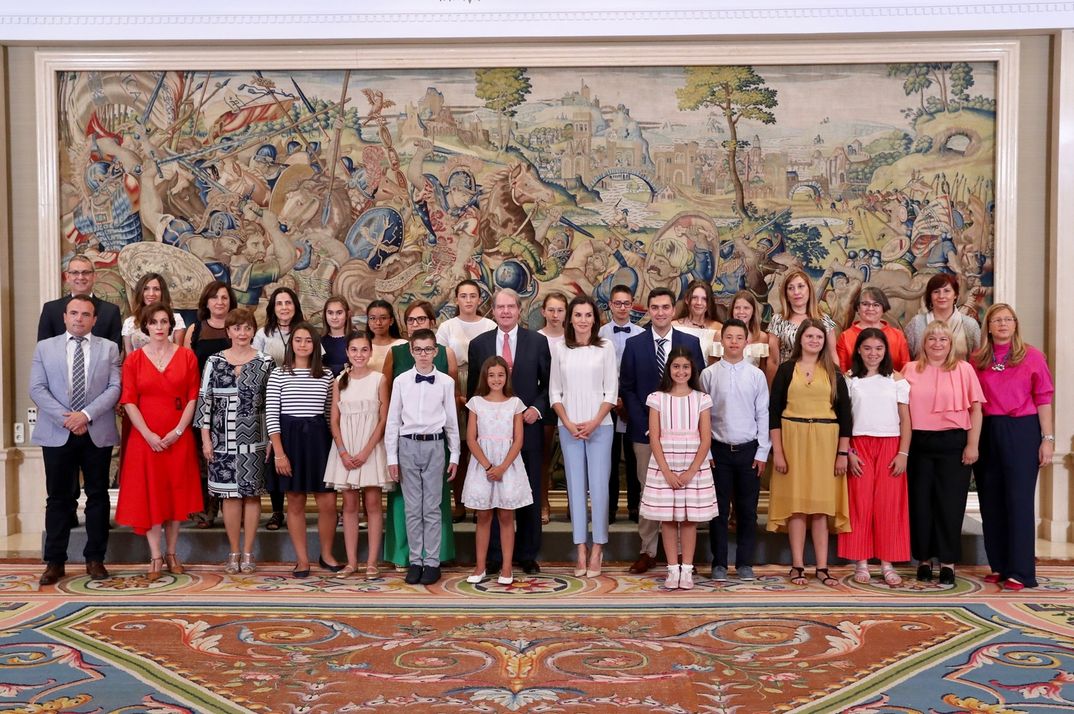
[{"xmin": 265, "ymin": 368, "xmax": 334, "ymax": 434}]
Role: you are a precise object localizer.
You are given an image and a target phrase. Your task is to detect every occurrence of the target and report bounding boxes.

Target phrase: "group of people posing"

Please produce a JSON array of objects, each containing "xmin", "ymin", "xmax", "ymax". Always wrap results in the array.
[{"xmin": 32, "ymin": 255, "xmax": 1054, "ymax": 592}]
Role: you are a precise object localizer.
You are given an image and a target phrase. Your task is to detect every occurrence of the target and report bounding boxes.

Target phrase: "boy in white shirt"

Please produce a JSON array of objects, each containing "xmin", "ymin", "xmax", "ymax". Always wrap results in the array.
[{"xmin": 386, "ymin": 329, "xmax": 461, "ymax": 585}]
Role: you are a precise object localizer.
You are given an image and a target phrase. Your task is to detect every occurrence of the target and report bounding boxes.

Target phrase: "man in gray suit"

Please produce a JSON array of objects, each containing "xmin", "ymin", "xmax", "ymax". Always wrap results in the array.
[{"xmin": 30, "ymin": 295, "xmax": 121, "ymax": 585}]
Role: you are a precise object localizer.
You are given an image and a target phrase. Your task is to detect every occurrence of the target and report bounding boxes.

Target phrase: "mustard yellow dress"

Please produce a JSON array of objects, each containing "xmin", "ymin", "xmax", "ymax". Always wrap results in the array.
[{"xmin": 767, "ymin": 368, "xmax": 850, "ymax": 533}]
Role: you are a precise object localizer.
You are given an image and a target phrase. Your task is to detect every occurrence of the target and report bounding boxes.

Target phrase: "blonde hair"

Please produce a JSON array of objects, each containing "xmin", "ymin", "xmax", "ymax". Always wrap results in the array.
[
  {"xmin": 972, "ymin": 303, "xmax": 1027, "ymax": 371},
  {"xmin": 781, "ymin": 268, "xmax": 824, "ymax": 321},
  {"xmin": 915, "ymin": 320, "xmax": 960, "ymax": 372}
]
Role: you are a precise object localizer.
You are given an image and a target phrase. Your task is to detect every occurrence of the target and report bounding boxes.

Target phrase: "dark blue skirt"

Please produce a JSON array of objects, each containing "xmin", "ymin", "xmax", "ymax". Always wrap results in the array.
[{"xmin": 269, "ymin": 414, "xmax": 333, "ymax": 494}]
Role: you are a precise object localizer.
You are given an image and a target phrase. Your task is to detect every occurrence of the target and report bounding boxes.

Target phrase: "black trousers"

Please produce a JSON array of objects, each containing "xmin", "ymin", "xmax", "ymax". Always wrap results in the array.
[
  {"xmin": 42, "ymin": 432, "xmax": 112, "ymax": 564},
  {"xmin": 907, "ymin": 429, "xmax": 970, "ymax": 564},
  {"xmin": 976, "ymin": 414, "xmax": 1041, "ymax": 587},
  {"xmin": 609, "ymin": 419, "xmax": 639, "ymax": 517},
  {"xmin": 488, "ymin": 438, "xmax": 544, "ymax": 564},
  {"xmin": 709, "ymin": 440, "xmax": 761, "ymax": 568}
]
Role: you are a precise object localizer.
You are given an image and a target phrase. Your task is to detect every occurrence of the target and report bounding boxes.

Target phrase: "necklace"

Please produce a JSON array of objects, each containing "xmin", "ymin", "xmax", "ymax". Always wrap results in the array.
[
  {"xmin": 991, "ymin": 350, "xmax": 1011, "ymax": 372},
  {"xmin": 145, "ymin": 345, "xmax": 172, "ymax": 372}
]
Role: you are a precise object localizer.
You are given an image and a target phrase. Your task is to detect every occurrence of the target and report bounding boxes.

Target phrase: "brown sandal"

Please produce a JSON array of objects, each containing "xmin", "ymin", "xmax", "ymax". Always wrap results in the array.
[{"xmin": 165, "ymin": 553, "xmax": 184, "ymax": 576}]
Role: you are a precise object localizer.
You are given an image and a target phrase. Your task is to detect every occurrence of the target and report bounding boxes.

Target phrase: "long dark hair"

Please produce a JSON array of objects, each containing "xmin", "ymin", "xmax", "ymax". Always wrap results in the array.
[
  {"xmin": 365, "ymin": 299, "xmax": 401, "ymax": 339},
  {"xmin": 265, "ymin": 286, "xmax": 304, "ymax": 335},
  {"xmin": 282, "ymin": 322, "xmax": 326, "ymax": 378},
  {"xmin": 474, "ymin": 356, "xmax": 515, "ymax": 398},
  {"xmin": 131, "ymin": 272, "xmax": 172, "ymax": 324},
  {"xmin": 849, "ymin": 327, "xmax": 893, "ymax": 378},
  {"xmin": 656, "ymin": 346, "xmax": 700, "ymax": 393},
  {"xmin": 338, "ymin": 331, "xmax": 372, "ymax": 393},
  {"xmin": 564, "ymin": 294, "xmax": 605, "ymax": 348}
]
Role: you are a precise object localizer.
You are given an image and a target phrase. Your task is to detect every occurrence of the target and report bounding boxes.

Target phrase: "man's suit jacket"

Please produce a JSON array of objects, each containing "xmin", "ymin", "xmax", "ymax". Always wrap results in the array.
[
  {"xmin": 619, "ymin": 328, "xmax": 705, "ymax": 444},
  {"xmin": 29, "ymin": 333, "xmax": 121, "ymax": 448},
  {"xmin": 467, "ymin": 326, "xmax": 551, "ymax": 445},
  {"xmin": 37, "ymin": 295, "xmax": 122, "ymax": 349}
]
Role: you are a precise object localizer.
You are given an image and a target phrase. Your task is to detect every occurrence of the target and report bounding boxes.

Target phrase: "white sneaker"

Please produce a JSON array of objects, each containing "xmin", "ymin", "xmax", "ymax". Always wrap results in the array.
[
  {"xmin": 664, "ymin": 564, "xmax": 681, "ymax": 589},
  {"xmin": 679, "ymin": 565, "xmax": 695, "ymax": 590}
]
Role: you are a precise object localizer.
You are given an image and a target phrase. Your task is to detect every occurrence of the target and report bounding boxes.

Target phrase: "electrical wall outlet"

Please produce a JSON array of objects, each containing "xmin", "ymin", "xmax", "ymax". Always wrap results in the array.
[
  {"xmin": 13, "ymin": 423, "xmax": 24, "ymax": 444},
  {"xmin": 26, "ymin": 408, "xmax": 37, "ymax": 425}
]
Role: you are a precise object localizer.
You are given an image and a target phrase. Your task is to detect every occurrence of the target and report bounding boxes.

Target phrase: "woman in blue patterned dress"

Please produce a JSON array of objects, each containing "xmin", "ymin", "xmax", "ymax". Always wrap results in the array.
[{"xmin": 195, "ymin": 308, "xmax": 275, "ymax": 574}]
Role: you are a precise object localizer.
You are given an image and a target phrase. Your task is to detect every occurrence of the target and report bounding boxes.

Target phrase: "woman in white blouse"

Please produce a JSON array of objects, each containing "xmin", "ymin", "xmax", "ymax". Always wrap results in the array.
[
  {"xmin": 123, "ymin": 272, "xmax": 187, "ymax": 353},
  {"xmin": 550, "ymin": 294, "xmax": 619, "ymax": 577}
]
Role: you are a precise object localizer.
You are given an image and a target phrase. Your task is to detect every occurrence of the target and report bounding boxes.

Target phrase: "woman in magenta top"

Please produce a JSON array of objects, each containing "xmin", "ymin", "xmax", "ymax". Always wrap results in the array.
[
  {"xmin": 972, "ymin": 304, "xmax": 1054, "ymax": 590},
  {"xmin": 903, "ymin": 320, "xmax": 984, "ymax": 586}
]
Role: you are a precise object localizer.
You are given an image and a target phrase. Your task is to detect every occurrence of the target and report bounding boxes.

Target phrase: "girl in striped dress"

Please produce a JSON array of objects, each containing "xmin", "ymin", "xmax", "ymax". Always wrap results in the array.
[{"xmin": 639, "ymin": 347, "xmax": 718, "ymax": 590}]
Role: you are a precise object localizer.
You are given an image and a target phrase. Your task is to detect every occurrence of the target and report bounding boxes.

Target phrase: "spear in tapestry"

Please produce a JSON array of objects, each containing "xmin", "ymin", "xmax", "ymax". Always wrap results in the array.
[{"xmin": 322, "ymin": 69, "xmax": 351, "ymax": 226}]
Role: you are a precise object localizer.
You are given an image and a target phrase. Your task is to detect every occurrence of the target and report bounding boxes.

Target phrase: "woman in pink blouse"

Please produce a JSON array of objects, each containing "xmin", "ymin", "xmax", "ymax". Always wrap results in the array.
[
  {"xmin": 972, "ymin": 304, "xmax": 1054, "ymax": 590},
  {"xmin": 904, "ymin": 320, "xmax": 984, "ymax": 586}
]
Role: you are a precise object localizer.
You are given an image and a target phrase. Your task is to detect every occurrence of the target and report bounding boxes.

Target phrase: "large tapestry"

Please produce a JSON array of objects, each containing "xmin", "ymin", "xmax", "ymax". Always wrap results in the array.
[{"xmin": 56, "ymin": 64, "xmax": 996, "ymax": 325}]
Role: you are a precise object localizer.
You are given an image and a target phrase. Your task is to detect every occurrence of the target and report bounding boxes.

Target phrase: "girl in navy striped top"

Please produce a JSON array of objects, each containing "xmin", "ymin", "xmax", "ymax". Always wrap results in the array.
[{"xmin": 266, "ymin": 323, "xmax": 339, "ymax": 578}]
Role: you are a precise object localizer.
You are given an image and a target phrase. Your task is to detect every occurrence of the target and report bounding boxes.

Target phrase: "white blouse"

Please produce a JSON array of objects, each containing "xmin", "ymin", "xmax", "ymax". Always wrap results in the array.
[
  {"xmin": 847, "ymin": 373, "xmax": 910, "ymax": 437},
  {"xmin": 122, "ymin": 313, "xmax": 186, "ymax": 351},
  {"xmin": 549, "ymin": 340, "xmax": 619, "ymax": 426},
  {"xmin": 436, "ymin": 316, "xmax": 496, "ymax": 368}
]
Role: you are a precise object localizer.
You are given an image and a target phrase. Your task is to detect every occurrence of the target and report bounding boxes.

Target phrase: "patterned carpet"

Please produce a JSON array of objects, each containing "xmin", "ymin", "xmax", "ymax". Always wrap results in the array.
[{"xmin": 1, "ymin": 564, "xmax": 1073, "ymax": 713}]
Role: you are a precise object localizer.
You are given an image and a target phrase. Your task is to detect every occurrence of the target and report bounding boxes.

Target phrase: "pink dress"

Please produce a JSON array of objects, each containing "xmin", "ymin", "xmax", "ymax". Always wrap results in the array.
[{"xmin": 639, "ymin": 390, "xmax": 718, "ymax": 523}]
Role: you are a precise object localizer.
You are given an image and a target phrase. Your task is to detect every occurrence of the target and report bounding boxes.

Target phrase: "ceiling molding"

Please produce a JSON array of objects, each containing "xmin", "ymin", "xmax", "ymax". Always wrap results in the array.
[{"xmin": 1, "ymin": 3, "xmax": 1072, "ymax": 41}]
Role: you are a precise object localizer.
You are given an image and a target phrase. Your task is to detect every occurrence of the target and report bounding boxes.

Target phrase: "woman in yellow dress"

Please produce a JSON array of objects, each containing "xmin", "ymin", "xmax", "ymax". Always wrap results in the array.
[{"xmin": 768, "ymin": 318, "xmax": 853, "ymax": 587}]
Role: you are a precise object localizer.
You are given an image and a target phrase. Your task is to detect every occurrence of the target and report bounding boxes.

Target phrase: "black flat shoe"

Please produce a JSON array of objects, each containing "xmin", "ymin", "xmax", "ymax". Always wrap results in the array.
[
  {"xmin": 938, "ymin": 566, "xmax": 956, "ymax": 585},
  {"xmin": 916, "ymin": 563, "xmax": 933, "ymax": 582},
  {"xmin": 318, "ymin": 557, "xmax": 344, "ymax": 573},
  {"xmin": 404, "ymin": 564, "xmax": 423, "ymax": 584},
  {"xmin": 292, "ymin": 566, "xmax": 311, "ymax": 579}
]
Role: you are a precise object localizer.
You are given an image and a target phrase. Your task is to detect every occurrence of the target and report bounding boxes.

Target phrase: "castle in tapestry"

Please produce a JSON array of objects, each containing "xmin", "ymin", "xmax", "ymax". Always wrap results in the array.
[{"xmin": 56, "ymin": 63, "xmax": 996, "ymax": 326}]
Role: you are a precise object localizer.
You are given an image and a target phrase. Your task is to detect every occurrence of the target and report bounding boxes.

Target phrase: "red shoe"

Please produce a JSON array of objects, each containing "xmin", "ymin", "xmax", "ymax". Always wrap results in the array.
[
  {"xmin": 984, "ymin": 572, "xmax": 1003, "ymax": 584},
  {"xmin": 1003, "ymin": 578, "xmax": 1025, "ymax": 592}
]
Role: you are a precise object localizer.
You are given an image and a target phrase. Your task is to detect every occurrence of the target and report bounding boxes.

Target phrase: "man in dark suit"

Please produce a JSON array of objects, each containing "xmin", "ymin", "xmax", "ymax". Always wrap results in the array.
[
  {"xmin": 30, "ymin": 295, "xmax": 122, "ymax": 585},
  {"xmin": 37, "ymin": 255, "xmax": 122, "ymax": 349},
  {"xmin": 619, "ymin": 287, "xmax": 705, "ymax": 574},
  {"xmin": 467, "ymin": 288, "xmax": 551, "ymax": 574}
]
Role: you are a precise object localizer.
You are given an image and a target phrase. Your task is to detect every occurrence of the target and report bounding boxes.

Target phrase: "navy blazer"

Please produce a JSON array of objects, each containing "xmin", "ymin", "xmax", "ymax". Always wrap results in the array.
[
  {"xmin": 619, "ymin": 327, "xmax": 705, "ymax": 444},
  {"xmin": 467, "ymin": 326, "xmax": 551, "ymax": 444},
  {"xmin": 37, "ymin": 295, "xmax": 122, "ymax": 350}
]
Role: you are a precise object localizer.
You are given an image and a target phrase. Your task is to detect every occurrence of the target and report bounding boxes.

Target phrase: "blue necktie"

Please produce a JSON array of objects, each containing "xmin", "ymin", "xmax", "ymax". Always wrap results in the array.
[
  {"xmin": 71, "ymin": 336, "xmax": 87, "ymax": 411},
  {"xmin": 613, "ymin": 325, "xmax": 631, "ymax": 334},
  {"xmin": 415, "ymin": 373, "xmax": 435, "ymax": 384}
]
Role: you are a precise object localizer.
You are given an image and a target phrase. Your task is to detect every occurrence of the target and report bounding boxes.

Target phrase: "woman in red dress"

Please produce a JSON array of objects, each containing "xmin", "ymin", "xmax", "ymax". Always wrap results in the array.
[{"xmin": 116, "ymin": 302, "xmax": 203, "ymax": 581}]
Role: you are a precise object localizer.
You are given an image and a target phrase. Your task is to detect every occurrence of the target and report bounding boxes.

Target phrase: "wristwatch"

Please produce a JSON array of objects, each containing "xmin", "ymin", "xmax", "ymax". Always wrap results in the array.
[{"xmin": 1042, "ymin": 434, "xmax": 1056, "ymax": 442}]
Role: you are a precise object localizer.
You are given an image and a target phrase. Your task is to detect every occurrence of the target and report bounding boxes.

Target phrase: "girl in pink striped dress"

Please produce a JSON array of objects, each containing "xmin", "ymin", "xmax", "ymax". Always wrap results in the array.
[{"xmin": 640, "ymin": 347, "xmax": 718, "ymax": 590}]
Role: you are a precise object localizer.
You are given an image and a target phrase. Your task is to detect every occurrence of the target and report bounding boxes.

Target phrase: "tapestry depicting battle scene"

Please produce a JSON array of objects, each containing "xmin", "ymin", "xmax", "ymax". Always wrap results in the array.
[{"xmin": 56, "ymin": 63, "xmax": 996, "ymax": 325}]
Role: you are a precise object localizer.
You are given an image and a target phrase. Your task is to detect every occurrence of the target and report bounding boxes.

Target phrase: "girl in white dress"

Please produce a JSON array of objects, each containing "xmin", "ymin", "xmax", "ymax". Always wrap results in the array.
[
  {"xmin": 673, "ymin": 279, "xmax": 723, "ymax": 365},
  {"xmin": 730, "ymin": 290, "xmax": 778, "ymax": 384},
  {"xmin": 462, "ymin": 356, "xmax": 533, "ymax": 586},
  {"xmin": 324, "ymin": 332, "xmax": 390, "ymax": 578}
]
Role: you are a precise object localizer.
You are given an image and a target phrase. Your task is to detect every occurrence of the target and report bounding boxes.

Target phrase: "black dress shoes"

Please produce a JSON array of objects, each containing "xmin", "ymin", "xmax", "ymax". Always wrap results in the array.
[
  {"xmin": 938, "ymin": 566, "xmax": 956, "ymax": 585},
  {"xmin": 318, "ymin": 557, "xmax": 344, "ymax": 573},
  {"xmin": 404, "ymin": 564, "xmax": 424, "ymax": 584},
  {"xmin": 39, "ymin": 563, "xmax": 65, "ymax": 586},
  {"xmin": 85, "ymin": 561, "xmax": 109, "ymax": 580},
  {"xmin": 419, "ymin": 566, "xmax": 442, "ymax": 585},
  {"xmin": 520, "ymin": 560, "xmax": 541, "ymax": 575},
  {"xmin": 916, "ymin": 563, "xmax": 933, "ymax": 582}
]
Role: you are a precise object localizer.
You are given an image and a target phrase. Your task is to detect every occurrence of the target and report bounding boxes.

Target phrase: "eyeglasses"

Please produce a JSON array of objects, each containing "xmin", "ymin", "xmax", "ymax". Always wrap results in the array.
[
  {"xmin": 411, "ymin": 346, "xmax": 437, "ymax": 355},
  {"xmin": 989, "ymin": 317, "xmax": 1016, "ymax": 324},
  {"xmin": 610, "ymin": 300, "xmax": 632, "ymax": 308},
  {"xmin": 405, "ymin": 316, "xmax": 430, "ymax": 325},
  {"xmin": 858, "ymin": 301, "xmax": 882, "ymax": 309},
  {"xmin": 67, "ymin": 270, "xmax": 94, "ymax": 277}
]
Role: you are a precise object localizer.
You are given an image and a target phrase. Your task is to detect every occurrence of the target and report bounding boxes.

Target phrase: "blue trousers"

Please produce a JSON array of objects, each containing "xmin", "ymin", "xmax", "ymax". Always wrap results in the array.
[
  {"xmin": 976, "ymin": 414, "xmax": 1041, "ymax": 587},
  {"xmin": 559, "ymin": 424, "xmax": 614, "ymax": 545}
]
